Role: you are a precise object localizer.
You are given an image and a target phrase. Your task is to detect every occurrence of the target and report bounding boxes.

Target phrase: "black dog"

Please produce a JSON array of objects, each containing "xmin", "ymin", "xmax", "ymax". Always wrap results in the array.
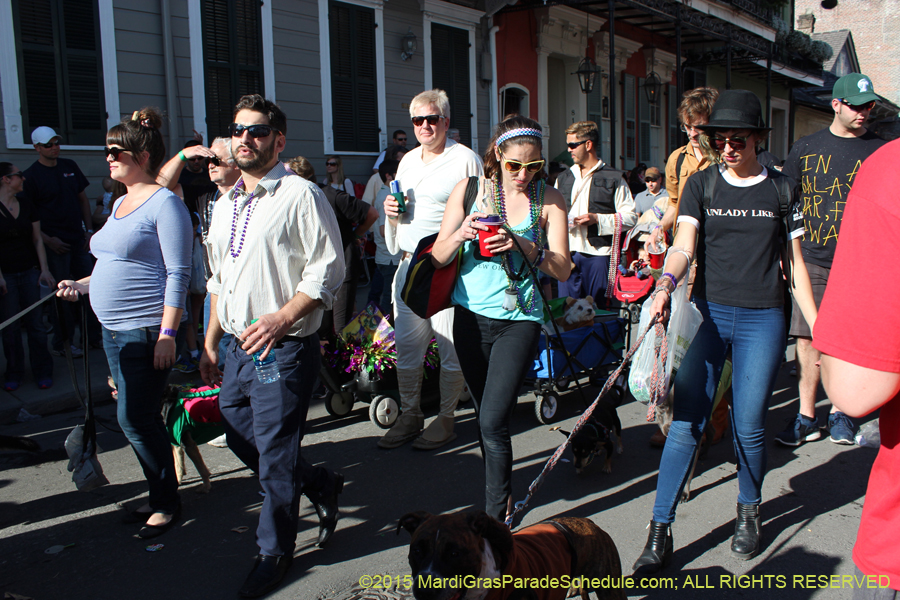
[
  {"xmin": 553, "ymin": 396, "xmax": 623, "ymax": 474},
  {"xmin": 0, "ymin": 434, "xmax": 40, "ymax": 452}
]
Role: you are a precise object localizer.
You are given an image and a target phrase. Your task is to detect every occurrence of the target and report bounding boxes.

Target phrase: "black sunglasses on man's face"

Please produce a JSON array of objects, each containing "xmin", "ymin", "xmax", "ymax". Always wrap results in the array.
[{"xmin": 228, "ymin": 123, "xmax": 278, "ymax": 138}]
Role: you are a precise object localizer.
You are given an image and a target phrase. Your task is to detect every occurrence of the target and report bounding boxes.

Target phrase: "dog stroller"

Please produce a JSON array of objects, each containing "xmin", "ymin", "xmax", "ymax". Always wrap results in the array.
[{"xmin": 524, "ymin": 305, "xmax": 629, "ymax": 424}]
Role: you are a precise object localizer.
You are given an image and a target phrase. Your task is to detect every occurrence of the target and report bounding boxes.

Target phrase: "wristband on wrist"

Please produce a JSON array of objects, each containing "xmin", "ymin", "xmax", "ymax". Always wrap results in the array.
[
  {"xmin": 177, "ymin": 150, "xmax": 187, "ymax": 162},
  {"xmin": 160, "ymin": 328, "xmax": 177, "ymax": 337},
  {"xmin": 534, "ymin": 246, "xmax": 546, "ymax": 267},
  {"xmin": 661, "ymin": 272, "xmax": 678, "ymax": 289}
]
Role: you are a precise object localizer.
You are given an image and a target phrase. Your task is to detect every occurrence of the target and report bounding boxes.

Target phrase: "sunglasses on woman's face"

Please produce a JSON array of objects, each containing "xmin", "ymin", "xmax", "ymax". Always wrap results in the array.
[
  {"xmin": 501, "ymin": 155, "xmax": 546, "ymax": 174},
  {"xmin": 712, "ymin": 136, "xmax": 749, "ymax": 152},
  {"xmin": 411, "ymin": 114, "xmax": 443, "ymax": 127},
  {"xmin": 228, "ymin": 123, "xmax": 278, "ymax": 138},
  {"xmin": 104, "ymin": 146, "xmax": 130, "ymax": 161},
  {"xmin": 326, "ymin": 161, "xmax": 338, "ymax": 167}
]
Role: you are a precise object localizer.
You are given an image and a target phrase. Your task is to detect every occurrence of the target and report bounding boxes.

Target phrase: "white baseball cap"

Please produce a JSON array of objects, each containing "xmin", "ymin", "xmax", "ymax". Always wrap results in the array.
[{"xmin": 31, "ymin": 126, "xmax": 61, "ymax": 145}]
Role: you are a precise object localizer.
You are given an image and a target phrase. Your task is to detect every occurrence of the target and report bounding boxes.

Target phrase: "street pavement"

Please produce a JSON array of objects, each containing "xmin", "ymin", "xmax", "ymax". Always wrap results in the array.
[{"xmin": 0, "ymin": 291, "xmax": 880, "ymax": 600}]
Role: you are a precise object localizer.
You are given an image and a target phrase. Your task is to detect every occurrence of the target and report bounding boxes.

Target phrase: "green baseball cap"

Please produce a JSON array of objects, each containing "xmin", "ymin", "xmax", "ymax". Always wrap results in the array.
[{"xmin": 832, "ymin": 73, "xmax": 879, "ymax": 104}]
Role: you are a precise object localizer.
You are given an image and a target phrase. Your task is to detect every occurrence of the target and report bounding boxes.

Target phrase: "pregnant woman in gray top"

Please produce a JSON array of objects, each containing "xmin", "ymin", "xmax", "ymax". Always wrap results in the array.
[{"xmin": 58, "ymin": 108, "xmax": 192, "ymax": 539}]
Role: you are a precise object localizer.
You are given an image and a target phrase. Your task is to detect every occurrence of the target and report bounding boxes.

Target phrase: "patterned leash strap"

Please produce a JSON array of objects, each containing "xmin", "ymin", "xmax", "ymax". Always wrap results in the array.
[
  {"xmin": 605, "ymin": 213, "xmax": 623, "ymax": 301},
  {"xmin": 645, "ymin": 318, "xmax": 669, "ymax": 422},
  {"xmin": 505, "ymin": 312, "xmax": 663, "ymax": 528}
]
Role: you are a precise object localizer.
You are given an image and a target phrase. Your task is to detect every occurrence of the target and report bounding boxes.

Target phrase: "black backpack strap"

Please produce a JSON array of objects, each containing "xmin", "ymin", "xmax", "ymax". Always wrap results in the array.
[
  {"xmin": 700, "ymin": 165, "xmax": 718, "ymax": 211},
  {"xmin": 675, "ymin": 151, "xmax": 686, "ymax": 185},
  {"xmin": 769, "ymin": 171, "xmax": 792, "ymax": 217},
  {"xmin": 463, "ymin": 176, "xmax": 478, "ymax": 214}
]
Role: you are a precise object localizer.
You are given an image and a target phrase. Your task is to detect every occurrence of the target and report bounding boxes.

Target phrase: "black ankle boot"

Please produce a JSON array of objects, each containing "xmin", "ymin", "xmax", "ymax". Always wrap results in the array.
[
  {"xmin": 731, "ymin": 503, "xmax": 761, "ymax": 559},
  {"xmin": 632, "ymin": 521, "xmax": 673, "ymax": 576}
]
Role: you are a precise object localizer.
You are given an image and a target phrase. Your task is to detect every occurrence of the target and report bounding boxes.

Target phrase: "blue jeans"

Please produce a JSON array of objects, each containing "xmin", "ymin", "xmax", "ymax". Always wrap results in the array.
[
  {"xmin": 217, "ymin": 334, "xmax": 332, "ymax": 557},
  {"xmin": 652, "ymin": 299, "xmax": 785, "ymax": 524},
  {"xmin": 453, "ymin": 307, "xmax": 541, "ymax": 521},
  {"xmin": 46, "ymin": 245, "xmax": 100, "ymax": 350},
  {"xmin": 558, "ymin": 252, "xmax": 610, "ymax": 303},
  {"xmin": 103, "ymin": 326, "xmax": 180, "ymax": 513},
  {"xmin": 1, "ymin": 268, "xmax": 53, "ymax": 382}
]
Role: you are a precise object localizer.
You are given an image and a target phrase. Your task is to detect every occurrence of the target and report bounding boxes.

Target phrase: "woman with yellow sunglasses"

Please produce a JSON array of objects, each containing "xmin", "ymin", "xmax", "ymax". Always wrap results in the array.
[{"xmin": 431, "ymin": 115, "xmax": 571, "ymax": 522}]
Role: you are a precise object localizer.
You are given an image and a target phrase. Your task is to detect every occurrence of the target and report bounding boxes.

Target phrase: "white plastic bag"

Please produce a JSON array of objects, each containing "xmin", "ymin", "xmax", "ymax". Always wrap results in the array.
[{"xmin": 629, "ymin": 267, "xmax": 703, "ymax": 404}]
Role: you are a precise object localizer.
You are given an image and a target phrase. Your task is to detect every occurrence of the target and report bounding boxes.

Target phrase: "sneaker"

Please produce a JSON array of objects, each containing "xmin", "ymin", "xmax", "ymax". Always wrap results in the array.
[
  {"xmin": 828, "ymin": 411, "xmax": 856, "ymax": 445},
  {"xmin": 51, "ymin": 345, "xmax": 84, "ymax": 358},
  {"xmin": 172, "ymin": 356, "xmax": 199, "ymax": 373},
  {"xmin": 775, "ymin": 413, "xmax": 822, "ymax": 446},
  {"xmin": 207, "ymin": 434, "xmax": 228, "ymax": 448},
  {"xmin": 37, "ymin": 378, "xmax": 53, "ymax": 390}
]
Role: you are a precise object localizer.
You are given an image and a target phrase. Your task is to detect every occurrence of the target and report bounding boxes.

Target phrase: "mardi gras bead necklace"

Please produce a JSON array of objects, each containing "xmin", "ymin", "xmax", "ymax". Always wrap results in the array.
[
  {"xmin": 494, "ymin": 176, "xmax": 544, "ymax": 313},
  {"xmin": 228, "ymin": 178, "xmax": 257, "ymax": 258}
]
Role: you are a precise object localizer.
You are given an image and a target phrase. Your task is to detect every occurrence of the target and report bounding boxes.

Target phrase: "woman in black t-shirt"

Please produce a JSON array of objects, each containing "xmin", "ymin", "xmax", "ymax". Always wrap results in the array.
[
  {"xmin": 0, "ymin": 163, "xmax": 55, "ymax": 391},
  {"xmin": 632, "ymin": 91, "xmax": 819, "ymax": 575}
]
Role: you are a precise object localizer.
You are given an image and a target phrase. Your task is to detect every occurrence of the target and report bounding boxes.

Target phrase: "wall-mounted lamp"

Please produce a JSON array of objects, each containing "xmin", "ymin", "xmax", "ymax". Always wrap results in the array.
[
  {"xmin": 641, "ymin": 46, "xmax": 663, "ymax": 105},
  {"xmin": 574, "ymin": 57, "xmax": 599, "ymax": 94},
  {"xmin": 401, "ymin": 29, "xmax": 417, "ymax": 61}
]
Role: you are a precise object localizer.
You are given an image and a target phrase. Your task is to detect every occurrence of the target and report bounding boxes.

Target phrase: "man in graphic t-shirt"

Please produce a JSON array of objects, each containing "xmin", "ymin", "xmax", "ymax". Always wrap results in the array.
[{"xmin": 776, "ymin": 73, "xmax": 887, "ymax": 447}]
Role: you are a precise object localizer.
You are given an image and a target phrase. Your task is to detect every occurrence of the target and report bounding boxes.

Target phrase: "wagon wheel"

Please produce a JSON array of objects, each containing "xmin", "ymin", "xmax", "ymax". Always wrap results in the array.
[
  {"xmin": 534, "ymin": 393, "xmax": 559, "ymax": 425},
  {"xmin": 369, "ymin": 395, "xmax": 400, "ymax": 429},
  {"xmin": 325, "ymin": 390, "xmax": 355, "ymax": 418}
]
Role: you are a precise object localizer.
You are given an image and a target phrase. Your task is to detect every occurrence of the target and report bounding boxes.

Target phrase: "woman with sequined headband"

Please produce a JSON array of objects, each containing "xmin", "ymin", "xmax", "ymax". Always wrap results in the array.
[
  {"xmin": 57, "ymin": 108, "xmax": 192, "ymax": 539},
  {"xmin": 431, "ymin": 115, "xmax": 571, "ymax": 522}
]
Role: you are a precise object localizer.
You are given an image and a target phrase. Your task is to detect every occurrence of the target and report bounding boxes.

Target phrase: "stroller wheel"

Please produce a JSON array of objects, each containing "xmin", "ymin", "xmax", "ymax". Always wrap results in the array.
[
  {"xmin": 325, "ymin": 390, "xmax": 355, "ymax": 418},
  {"xmin": 628, "ymin": 303, "xmax": 642, "ymax": 324},
  {"xmin": 369, "ymin": 395, "xmax": 400, "ymax": 429},
  {"xmin": 535, "ymin": 393, "xmax": 559, "ymax": 425},
  {"xmin": 555, "ymin": 376, "xmax": 570, "ymax": 391}
]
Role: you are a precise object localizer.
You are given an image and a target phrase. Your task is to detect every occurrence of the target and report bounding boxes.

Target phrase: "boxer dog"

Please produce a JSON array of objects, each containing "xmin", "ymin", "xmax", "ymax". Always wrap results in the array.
[{"xmin": 397, "ymin": 510, "xmax": 625, "ymax": 600}]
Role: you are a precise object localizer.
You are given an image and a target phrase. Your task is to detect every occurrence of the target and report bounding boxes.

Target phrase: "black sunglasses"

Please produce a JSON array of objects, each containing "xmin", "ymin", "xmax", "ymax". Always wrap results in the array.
[
  {"xmin": 839, "ymin": 99, "xmax": 876, "ymax": 112},
  {"xmin": 396, "ymin": 137, "xmax": 407, "ymax": 142},
  {"xmin": 644, "ymin": 176, "xmax": 660, "ymax": 182},
  {"xmin": 3, "ymin": 171, "xmax": 24, "ymax": 179},
  {"xmin": 39, "ymin": 140, "xmax": 60, "ymax": 149},
  {"xmin": 325, "ymin": 161, "xmax": 338, "ymax": 167},
  {"xmin": 104, "ymin": 146, "xmax": 130, "ymax": 161},
  {"xmin": 411, "ymin": 115, "xmax": 443, "ymax": 127},
  {"xmin": 567, "ymin": 140, "xmax": 587, "ymax": 150},
  {"xmin": 228, "ymin": 123, "xmax": 278, "ymax": 138},
  {"xmin": 208, "ymin": 156, "xmax": 222, "ymax": 167}
]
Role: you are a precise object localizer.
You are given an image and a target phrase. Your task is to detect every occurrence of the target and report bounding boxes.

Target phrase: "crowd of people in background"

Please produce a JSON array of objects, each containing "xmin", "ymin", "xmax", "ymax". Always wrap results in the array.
[{"xmin": 1, "ymin": 70, "xmax": 897, "ymax": 598}]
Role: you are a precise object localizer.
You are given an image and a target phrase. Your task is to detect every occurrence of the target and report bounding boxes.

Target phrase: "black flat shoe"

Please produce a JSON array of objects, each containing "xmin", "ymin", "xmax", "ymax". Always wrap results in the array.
[
  {"xmin": 239, "ymin": 554, "xmax": 293, "ymax": 598},
  {"xmin": 122, "ymin": 507, "xmax": 153, "ymax": 525},
  {"xmin": 311, "ymin": 472, "xmax": 344, "ymax": 548},
  {"xmin": 137, "ymin": 507, "xmax": 181, "ymax": 539}
]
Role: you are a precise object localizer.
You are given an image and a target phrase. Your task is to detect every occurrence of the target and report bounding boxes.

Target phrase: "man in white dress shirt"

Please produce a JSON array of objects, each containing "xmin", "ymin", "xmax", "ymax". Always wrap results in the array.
[
  {"xmin": 199, "ymin": 94, "xmax": 345, "ymax": 598},
  {"xmin": 555, "ymin": 121, "xmax": 636, "ymax": 303},
  {"xmin": 382, "ymin": 89, "xmax": 482, "ymax": 450}
]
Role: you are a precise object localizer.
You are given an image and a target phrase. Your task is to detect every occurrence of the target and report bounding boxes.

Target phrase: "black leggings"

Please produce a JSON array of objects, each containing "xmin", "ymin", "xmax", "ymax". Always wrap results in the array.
[{"xmin": 453, "ymin": 307, "xmax": 541, "ymax": 521}]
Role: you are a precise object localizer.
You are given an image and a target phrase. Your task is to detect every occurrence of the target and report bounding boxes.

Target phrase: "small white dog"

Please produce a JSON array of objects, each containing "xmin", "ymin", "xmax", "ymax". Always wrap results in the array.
[{"xmin": 542, "ymin": 296, "xmax": 597, "ymax": 334}]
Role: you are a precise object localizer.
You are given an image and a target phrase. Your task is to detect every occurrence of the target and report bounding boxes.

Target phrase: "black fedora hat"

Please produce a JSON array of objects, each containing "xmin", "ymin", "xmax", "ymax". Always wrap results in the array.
[{"xmin": 697, "ymin": 90, "xmax": 771, "ymax": 131}]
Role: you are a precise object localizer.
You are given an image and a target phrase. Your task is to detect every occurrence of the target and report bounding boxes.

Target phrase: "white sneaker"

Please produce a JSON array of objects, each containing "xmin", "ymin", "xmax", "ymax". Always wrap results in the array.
[{"xmin": 207, "ymin": 434, "xmax": 228, "ymax": 448}]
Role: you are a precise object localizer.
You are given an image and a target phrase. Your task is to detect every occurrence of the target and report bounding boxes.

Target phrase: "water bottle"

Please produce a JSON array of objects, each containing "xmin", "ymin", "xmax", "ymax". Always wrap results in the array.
[
  {"xmin": 250, "ymin": 319, "xmax": 280, "ymax": 384},
  {"xmin": 855, "ymin": 419, "xmax": 880, "ymax": 448}
]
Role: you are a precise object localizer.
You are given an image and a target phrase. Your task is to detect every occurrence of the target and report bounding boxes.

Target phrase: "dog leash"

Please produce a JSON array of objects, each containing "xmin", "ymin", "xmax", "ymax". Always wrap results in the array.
[
  {"xmin": 0, "ymin": 291, "xmax": 57, "ymax": 332},
  {"xmin": 505, "ymin": 313, "xmax": 668, "ymax": 528}
]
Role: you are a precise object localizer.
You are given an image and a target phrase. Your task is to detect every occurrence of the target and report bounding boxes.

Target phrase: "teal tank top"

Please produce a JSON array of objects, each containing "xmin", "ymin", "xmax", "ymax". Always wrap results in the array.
[{"xmin": 451, "ymin": 183, "xmax": 545, "ymax": 322}]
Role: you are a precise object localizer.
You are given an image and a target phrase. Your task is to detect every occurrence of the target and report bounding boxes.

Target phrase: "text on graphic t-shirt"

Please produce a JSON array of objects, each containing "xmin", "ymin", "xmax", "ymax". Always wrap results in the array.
[
  {"xmin": 781, "ymin": 128, "xmax": 885, "ymax": 269},
  {"xmin": 678, "ymin": 166, "xmax": 804, "ymax": 308}
]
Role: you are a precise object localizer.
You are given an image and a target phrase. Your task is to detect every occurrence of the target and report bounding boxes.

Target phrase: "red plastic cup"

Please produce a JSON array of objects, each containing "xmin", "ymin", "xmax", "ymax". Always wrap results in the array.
[
  {"xmin": 477, "ymin": 215, "xmax": 503, "ymax": 257},
  {"xmin": 648, "ymin": 243, "xmax": 665, "ymax": 269}
]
